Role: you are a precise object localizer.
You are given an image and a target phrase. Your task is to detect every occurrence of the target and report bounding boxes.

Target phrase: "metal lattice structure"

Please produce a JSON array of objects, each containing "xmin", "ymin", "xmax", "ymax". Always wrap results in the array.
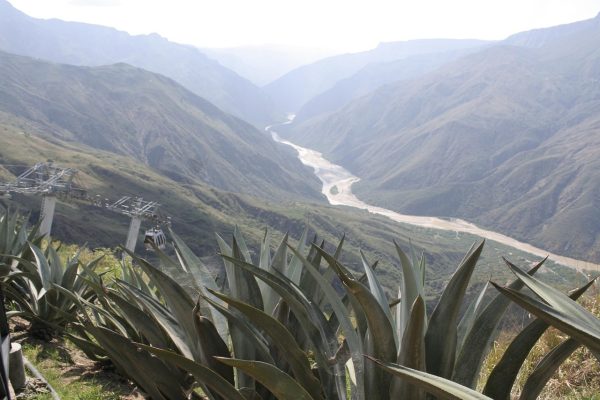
[
  {"xmin": 0, "ymin": 162, "xmax": 86, "ymax": 198},
  {"xmin": 0, "ymin": 162, "xmax": 169, "ymax": 251}
]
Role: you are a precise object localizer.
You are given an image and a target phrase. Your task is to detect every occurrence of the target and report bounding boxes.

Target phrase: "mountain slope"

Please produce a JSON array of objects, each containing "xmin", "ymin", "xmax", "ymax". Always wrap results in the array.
[
  {"xmin": 0, "ymin": 50, "xmax": 322, "ymax": 202},
  {"xmin": 4, "ymin": 111, "xmax": 560, "ymax": 294},
  {"xmin": 293, "ymin": 47, "xmax": 485, "ymax": 123},
  {"xmin": 264, "ymin": 39, "xmax": 489, "ymax": 113},
  {"xmin": 0, "ymin": 0, "xmax": 278, "ymax": 126},
  {"xmin": 284, "ymin": 14, "xmax": 600, "ymax": 262}
]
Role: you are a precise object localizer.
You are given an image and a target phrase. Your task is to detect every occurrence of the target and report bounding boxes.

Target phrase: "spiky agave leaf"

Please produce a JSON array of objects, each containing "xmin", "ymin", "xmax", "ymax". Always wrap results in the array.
[
  {"xmin": 390, "ymin": 295, "xmax": 427, "ymax": 399},
  {"xmin": 492, "ymin": 264, "xmax": 600, "ymax": 353},
  {"xmin": 288, "ymin": 243, "xmax": 359, "ymax": 399},
  {"xmin": 518, "ymin": 338, "xmax": 580, "ymax": 400},
  {"xmin": 221, "ymin": 252, "xmax": 351, "ymax": 399},
  {"xmin": 483, "ymin": 279, "xmax": 594, "ymax": 399},
  {"xmin": 208, "ymin": 288, "xmax": 323, "ymax": 400},
  {"xmin": 453, "ymin": 257, "xmax": 546, "ymax": 387},
  {"xmin": 394, "ymin": 240, "xmax": 427, "ymax": 356},
  {"xmin": 366, "ymin": 356, "xmax": 493, "ymax": 400},
  {"xmin": 315, "ymin": 246, "xmax": 396, "ymax": 400},
  {"xmin": 425, "ymin": 241, "xmax": 484, "ymax": 379},
  {"xmin": 141, "ymin": 346, "xmax": 246, "ymax": 400},
  {"xmin": 216, "ymin": 358, "xmax": 320, "ymax": 400}
]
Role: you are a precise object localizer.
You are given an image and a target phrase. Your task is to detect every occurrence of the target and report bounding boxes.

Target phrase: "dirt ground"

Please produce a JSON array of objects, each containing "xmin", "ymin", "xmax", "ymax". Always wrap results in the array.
[{"xmin": 10, "ymin": 318, "xmax": 144, "ymax": 400}]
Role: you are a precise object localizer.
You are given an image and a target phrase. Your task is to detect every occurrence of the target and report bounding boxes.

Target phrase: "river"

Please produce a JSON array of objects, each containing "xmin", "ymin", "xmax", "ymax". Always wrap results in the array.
[{"xmin": 267, "ymin": 119, "xmax": 600, "ymax": 273}]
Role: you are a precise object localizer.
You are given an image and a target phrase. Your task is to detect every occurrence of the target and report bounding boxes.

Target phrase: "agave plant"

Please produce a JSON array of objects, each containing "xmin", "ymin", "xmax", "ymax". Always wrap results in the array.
[
  {"xmin": 0, "ymin": 208, "xmax": 41, "ymax": 275},
  {"xmin": 56, "ymin": 225, "xmax": 599, "ymax": 400},
  {"xmin": 1, "ymin": 239, "xmax": 103, "ymax": 339}
]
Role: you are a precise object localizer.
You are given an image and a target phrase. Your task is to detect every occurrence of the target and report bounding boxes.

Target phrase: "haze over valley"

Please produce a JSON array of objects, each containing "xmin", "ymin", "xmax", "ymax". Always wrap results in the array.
[{"xmin": 1, "ymin": 0, "xmax": 600, "ymax": 278}]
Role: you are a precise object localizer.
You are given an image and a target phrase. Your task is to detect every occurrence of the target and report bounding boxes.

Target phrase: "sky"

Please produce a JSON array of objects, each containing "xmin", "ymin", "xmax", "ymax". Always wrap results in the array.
[{"xmin": 8, "ymin": 0, "xmax": 600, "ymax": 53}]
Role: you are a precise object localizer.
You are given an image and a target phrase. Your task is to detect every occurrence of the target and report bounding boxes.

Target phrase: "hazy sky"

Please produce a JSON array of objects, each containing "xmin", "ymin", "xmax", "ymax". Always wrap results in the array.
[{"xmin": 9, "ymin": 0, "xmax": 600, "ymax": 52}]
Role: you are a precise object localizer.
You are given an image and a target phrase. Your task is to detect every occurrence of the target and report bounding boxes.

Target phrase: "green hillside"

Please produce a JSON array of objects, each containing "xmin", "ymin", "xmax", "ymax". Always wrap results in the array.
[
  {"xmin": 0, "ymin": 50, "xmax": 322, "ymax": 203},
  {"xmin": 284, "ymin": 14, "xmax": 600, "ymax": 263}
]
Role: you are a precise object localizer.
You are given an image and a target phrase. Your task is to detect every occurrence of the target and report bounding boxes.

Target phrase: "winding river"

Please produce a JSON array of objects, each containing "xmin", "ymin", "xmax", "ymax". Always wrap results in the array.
[{"xmin": 267, "ymin": 119, "xmax": 600, "ymax": 273}]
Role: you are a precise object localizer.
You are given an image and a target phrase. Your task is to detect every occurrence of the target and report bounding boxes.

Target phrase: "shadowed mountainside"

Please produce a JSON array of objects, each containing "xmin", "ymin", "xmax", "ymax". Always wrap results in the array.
[{"xmin": 0, "ymin": 50, "xmax": 322, "ymax": 202}]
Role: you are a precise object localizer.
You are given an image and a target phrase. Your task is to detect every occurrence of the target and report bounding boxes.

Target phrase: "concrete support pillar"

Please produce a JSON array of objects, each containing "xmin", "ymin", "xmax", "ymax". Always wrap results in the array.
[
  {"xmin": 124, "ymin": 216, "xmax": 142, "ymax": 253},
  {"xmin": 9, "ymin": 343, "xmax": 25, "ymax": 391},
  {"xmin": 39, "ymin": 195, "xmax": 57, "ymax": 237}
]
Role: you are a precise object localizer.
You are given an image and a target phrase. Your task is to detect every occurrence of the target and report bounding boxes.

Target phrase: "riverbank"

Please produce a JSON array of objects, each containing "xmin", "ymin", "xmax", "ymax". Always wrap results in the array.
[{"xmin": 268, "ymin": 121, "xmax": 600, "ymax": 274}]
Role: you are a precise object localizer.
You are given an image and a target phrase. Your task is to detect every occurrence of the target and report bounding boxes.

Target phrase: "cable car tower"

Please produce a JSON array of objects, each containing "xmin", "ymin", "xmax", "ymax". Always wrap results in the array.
[
  {"xmin": 0, "ymin": 162, "xmax": 169, "ymax": 253},
  {"xmin": 106, "ymin": 196, "xmax": 168, "ymax": 253},
  {"xmin": 0, "ymin": 162, "xmax": 85, "ymax": 236}
]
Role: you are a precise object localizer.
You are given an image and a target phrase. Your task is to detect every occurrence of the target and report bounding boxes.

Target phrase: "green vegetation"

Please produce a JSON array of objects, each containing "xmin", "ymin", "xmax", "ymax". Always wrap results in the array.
[
  {"xmin": 0, "ymin": 50, "xmax": 321, "ymax": 203},
  {"xmin": 20, "ymin": 341, "xmax": 129, "ymax": 400},
  {"xmin": 2, "ymin": 208, "xmax": 597, "ymax": 399}
]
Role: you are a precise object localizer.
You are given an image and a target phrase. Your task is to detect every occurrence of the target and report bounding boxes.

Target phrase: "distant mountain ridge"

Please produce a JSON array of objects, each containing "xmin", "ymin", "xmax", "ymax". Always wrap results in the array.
[
  {"xmin": 0, "ymin": 50, "xmax": 322, "ymax": 202},
  {"xmin": 264, "ymin": 39, "xmax": 490, "ymax": 113},
  {"xmin": 293, "ymin": 46, "xmax": 487, "ymax": 124},
  {"xmin": 0, "ymin": 0, "xmax": 279, "ymax": 126},
  {"xmin": 284, "ymin": 12, "xmax": 600, "ymax": 262}
]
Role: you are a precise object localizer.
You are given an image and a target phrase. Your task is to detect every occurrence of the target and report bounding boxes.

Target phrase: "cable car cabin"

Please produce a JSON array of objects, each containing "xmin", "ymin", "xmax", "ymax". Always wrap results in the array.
[{"xmin": 144, "ymin": 228, "xmax": 166, "ymax": 250}]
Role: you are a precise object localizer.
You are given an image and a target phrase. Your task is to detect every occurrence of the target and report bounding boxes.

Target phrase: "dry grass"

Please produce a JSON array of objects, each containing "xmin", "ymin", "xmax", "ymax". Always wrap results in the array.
[{"xmin": 479, "ymin": 292, "xmax": 600, "ymax": 399}]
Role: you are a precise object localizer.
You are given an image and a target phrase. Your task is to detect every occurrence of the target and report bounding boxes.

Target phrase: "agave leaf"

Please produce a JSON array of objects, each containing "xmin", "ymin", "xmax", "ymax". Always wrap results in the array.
[
  {"xmin": 457, "ymin": 282, "xmax": 489, "ymax": 352},
  {"xmin": 88, "ymin": 326, "xmax": 188, "ymax": 400},
  {"xmin": 425, "ymin": 241, "xmax": 484, "ymax": 379},
  {"xmin": 223, "ymin": 237, "xmax": 264, "ymax": 390},
  {"xmin": 202, "ymin": 295, "xmax": 276, "ymax": 364},
  {"xmin": 333, "ymin": 234, "xmax": 345, "ymax": 258},
  {"xmin": 123, "ymin": 250, "xmax": 201, "ymax": 356},
  {"xmin": 316, "ymin": 246, "xmax": 396, "ymax": 399},
  {"xmin": 141, "ymin": 346, "xmax": 246, "ymax": 400},
  {"xmin": 502, "ymin": 262, "xmax": 599, "ymax": 327},
  {"xmin": 258, "ymin": 229, "xmax": 277, "ymax": 314},
  {"xmin": 220, "ymin": 253, "xmax": 348, "ymax": 400},
  {"xmin": 483, "ymin": 279, "xmax": 594, "ymax": 399},
  {"xmin": 193, "ymin": 309, "xmax": 234, "ymax": 386},
  {"xmin": 285, "ymin": 227, "xmax": 308, "ymax": 285},
  {"xmin": 107, "ymin": 291, "xmax": 172, "ymax": 350},
  {"xmin": 208, "ymin": 289, "xmax": 323, "ymax": 399},
  {"xmin": 367, "ymin": 356, "xmax": 493, "ymax": 400},
  {"xmin": 231, "ymin": 237, "xmax": 264, "ymax": 310},
  {"xmin": 28, "ymin": 242, "xmax": 52, "ymax": 290},
  {"xmin": 47, "ymin": 246, "xmax": 64, "ymax": 284},
  {"xmin": 115, "ymin": 280, "xmax": 194, "ymax": 359},
  {"xmin": 298, "ymin": 238, "xmax": 323, "ymax": 305},
  {"xmin": 489, "ymin": 281, "xmax": 600, "ymax": 354},
  {"xmin": 258, "ymin": 232, "xmax": 288, "ymax": 316},
  {"xmin": 64, "ymin": 330, "xmax": 107, "ymax": 361},
  {"xmin": 216, "ymin": 358, "xmax": 318, "ymax": 400},
  {"xmin": 170, "ymin": 230, "xmax": 229, "ymax": 339},
  {"xmin": 391, "ymin": 295, "xmax": 427, "ymax": 399},
  {"xmin": 288, "ymin": 245, "xmax": 364, "ymax": 398},
  {"xmin": 453, "ymin": 257, "xmax": 546, "ymax": 387},
  {"xmin": 360, "ymin": 250, "xmax": 395, "ymax": 345},
  {"xmin": 519, "ymin": 338, "xmax": 580, "ymax": 400},
  {"xmin": 394, "ymin": 241, "xmax": 425, "ymax": 352}
]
